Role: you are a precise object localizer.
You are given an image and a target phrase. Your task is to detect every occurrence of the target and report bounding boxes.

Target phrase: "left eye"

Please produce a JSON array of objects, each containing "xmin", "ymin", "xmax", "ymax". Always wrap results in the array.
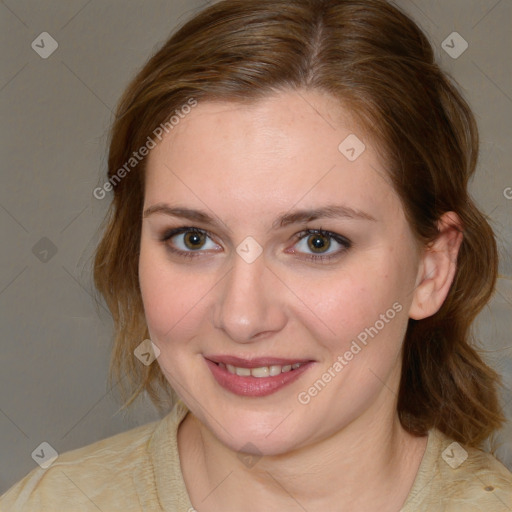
[{"xmin": 293, "ymin": 230, "xmax": 350, "ymax": 256}]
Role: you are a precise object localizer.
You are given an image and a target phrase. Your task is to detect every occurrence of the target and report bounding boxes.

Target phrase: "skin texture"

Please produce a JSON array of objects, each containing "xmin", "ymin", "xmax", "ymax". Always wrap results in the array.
[{"xmin": 139, "ymin": 90, "xmax": 463, "ymax": 511}]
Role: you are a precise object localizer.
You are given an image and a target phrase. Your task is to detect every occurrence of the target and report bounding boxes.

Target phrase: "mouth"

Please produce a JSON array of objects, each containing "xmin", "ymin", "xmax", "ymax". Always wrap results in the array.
[{"xmin": 204, "ymin": 355, "xmax": 315, "ymax": 397}]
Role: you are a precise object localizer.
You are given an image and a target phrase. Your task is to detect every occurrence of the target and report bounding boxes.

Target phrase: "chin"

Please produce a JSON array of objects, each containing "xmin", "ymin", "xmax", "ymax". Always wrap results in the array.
[{"xmin": 203, "ymin": 405, "xmax": 309, "ymax": 456}]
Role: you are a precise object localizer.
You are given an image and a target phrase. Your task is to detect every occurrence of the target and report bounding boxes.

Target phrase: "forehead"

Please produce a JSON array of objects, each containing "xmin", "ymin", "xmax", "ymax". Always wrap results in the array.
[{"xmin": 144, "ymin": 90, "xmax": 400, "ymax": 223}]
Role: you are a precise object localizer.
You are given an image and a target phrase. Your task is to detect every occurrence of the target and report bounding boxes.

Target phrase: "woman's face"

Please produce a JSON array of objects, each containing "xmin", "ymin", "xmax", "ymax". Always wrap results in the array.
[{"xmin": 139, "ymin": 90, "xmax": 424, "ymax": 455}]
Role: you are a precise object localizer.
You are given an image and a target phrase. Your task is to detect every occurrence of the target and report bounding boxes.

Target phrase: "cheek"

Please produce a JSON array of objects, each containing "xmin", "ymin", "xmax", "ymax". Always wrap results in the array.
[
  {"xmin": 289, "ymin": 258, "xmax": 407, "ymax": 356},
  {"xmin": 139, "ymin": 242, "xmax": 235, "ymax": 366},
  {"xmin": 139, "ymin": 245, "xmax": 206, "ymax": 342},
  {"xmin": 139, "ymin": 251, "xmax": 171, "ymax": 333}
]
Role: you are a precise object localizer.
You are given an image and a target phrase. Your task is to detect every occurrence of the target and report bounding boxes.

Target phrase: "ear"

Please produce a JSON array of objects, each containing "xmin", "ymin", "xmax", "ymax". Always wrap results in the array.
[{"xmin": 409, "ymin": 211, "xmax": 463, "ymax": 320}]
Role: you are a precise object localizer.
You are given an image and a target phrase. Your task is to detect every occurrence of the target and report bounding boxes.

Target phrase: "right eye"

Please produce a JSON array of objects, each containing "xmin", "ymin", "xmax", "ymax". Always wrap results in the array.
[{"xmin": 161, "ymin": 227, "xmax": 222, "ymax": 256}]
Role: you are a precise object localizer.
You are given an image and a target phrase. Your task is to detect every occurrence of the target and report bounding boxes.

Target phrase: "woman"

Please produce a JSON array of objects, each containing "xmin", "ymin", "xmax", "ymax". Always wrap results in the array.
[{"xmin": 2, "ymin": 0, "xmax": 511, "ymax": 510}]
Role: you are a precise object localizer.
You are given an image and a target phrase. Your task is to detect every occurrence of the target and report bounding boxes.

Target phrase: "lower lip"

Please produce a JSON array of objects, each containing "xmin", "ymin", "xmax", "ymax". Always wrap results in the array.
[{"xmin": 205, "ymin": 359, "xmax": 314, "ymax": 397}]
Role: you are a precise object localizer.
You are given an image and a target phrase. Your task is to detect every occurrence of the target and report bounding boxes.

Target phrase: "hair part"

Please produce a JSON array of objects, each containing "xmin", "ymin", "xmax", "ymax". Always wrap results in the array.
[{"xmin": 94, "ymin": 0, "xmax": 504, "ymax": 447}]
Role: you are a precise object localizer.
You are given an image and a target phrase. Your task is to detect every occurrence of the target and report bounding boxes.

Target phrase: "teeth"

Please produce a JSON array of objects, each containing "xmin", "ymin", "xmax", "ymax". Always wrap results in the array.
[
  {"xmin": 251, "ymin": 366, "xmax": 270, "ymax": 378},
  {"xmin": 235, "ymin": 366, "xmax": 251, "ymax": 377},
  {"xmin": 221, "ymin": 362, "xmax": 305, "ymax": 377},
  {"xmin": 269, "ymin": 365, "xmax": 282, "ymax": 376}
]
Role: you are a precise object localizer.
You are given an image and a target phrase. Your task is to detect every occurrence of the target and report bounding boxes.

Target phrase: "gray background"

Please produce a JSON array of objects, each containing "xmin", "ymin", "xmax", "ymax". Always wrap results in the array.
[{"xmin": 1, "ymin": 0, "xmax": 511, "ymax": 494}]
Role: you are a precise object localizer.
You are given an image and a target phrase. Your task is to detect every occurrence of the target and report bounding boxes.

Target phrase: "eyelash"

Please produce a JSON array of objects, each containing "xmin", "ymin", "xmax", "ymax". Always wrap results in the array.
[
  {"xmin": 160, "ymin": 227, "xmax": 352, "ymax": 262},
  {"xmin": 290, "ymin": 229, "xmax": 352, "ymax": 262},
  {"xmin": 160, "ymin": 227, "xmax": 216, "ymax": 260}
]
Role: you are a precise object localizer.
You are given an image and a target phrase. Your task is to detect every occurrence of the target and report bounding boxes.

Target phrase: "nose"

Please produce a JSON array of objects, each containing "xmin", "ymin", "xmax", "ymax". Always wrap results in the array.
[{"xmin": 213, "ymin": 253, "xmax": 288, "ymax": 343}]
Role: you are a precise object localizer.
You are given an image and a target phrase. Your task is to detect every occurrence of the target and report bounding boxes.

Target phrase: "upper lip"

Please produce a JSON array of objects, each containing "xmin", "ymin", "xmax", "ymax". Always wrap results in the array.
[{"xmin": 205, "ymin": 355, "xmax": 313, "ymax": 368}]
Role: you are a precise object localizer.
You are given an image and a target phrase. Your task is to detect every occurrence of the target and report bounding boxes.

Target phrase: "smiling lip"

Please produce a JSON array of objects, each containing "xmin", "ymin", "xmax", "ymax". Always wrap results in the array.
[
  {"xmin": 205, "ymin": 355, "xmax": 313, "ymax": 368},
  {"xmin": 204, "ymin": 355, "xmax": 315, "ymax": 397}
]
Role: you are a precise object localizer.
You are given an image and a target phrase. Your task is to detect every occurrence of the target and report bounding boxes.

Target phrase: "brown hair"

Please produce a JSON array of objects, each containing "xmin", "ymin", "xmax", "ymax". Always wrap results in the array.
[{"xmin": 94, "ymin": 0, "xmax": 505, "ymax": 447}]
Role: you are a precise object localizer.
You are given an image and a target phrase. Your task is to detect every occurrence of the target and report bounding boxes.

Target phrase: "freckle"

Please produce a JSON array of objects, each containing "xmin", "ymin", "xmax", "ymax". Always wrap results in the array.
[{"xmin": 484, "ymin": 485, "xmax": 494, "ymax": 492}]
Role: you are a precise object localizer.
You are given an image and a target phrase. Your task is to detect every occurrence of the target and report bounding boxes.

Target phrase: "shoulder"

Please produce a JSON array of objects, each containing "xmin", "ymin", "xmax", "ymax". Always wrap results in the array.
[
  {"xmin": 439, "ymin": 441, "xmax": 512, "ymax": 509},
  {"xmin": 404, "ymin": 428, "xmax": 512, "ymax": 512},
  {"xmin": 0, "ymin": 419, "xmax": 161, "ymax": 512}
]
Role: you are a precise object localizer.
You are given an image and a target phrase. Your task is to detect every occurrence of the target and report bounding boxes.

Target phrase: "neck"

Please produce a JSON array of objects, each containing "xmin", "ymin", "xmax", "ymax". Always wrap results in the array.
[{"xmin": 178, "ymin": 368, "xmax": 428, "ymax": 512}]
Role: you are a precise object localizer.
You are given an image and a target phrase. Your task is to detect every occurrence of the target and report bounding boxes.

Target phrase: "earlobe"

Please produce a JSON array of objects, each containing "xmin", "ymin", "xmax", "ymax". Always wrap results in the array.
[{"xmin": 409, "ymin": 212, "xmax": 463, "ymax": 320}]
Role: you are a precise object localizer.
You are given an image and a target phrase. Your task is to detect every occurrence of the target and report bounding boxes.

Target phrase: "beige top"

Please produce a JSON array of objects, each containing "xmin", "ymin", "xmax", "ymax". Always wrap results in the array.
[{"xmin": 2, "ymin": 400, "xmax": 511, "ymax": 511}]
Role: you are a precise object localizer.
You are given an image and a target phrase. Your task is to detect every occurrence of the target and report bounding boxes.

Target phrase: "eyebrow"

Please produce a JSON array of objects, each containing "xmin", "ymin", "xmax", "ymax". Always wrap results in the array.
[
  {"xmin": 142, "ymin": 204, "xmax": 376, "ymax": 229},
  {"xmin": 273, "ymin": 205, "xmax": 376, "ymax": 228},
  {"xmin": 144, "ymin": 205, "xmax": 214, "ymax": 224}
]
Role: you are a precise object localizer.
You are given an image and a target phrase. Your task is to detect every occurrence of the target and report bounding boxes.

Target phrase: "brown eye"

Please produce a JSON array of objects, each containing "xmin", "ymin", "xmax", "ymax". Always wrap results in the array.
[
  {"xmin": 291, "ymin": 229, "xmax": 351, "ymax": 261},
  {"xmin": 183, "ymin": 230, "xmax": 207, "ymax": 250},
  {"xmin": 307, "ymin": 233, "xmax": 331, "ymax": 253},
  {"xmin": 162, "ymin": 227, "xmax": 221, "ymax": 256}
]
